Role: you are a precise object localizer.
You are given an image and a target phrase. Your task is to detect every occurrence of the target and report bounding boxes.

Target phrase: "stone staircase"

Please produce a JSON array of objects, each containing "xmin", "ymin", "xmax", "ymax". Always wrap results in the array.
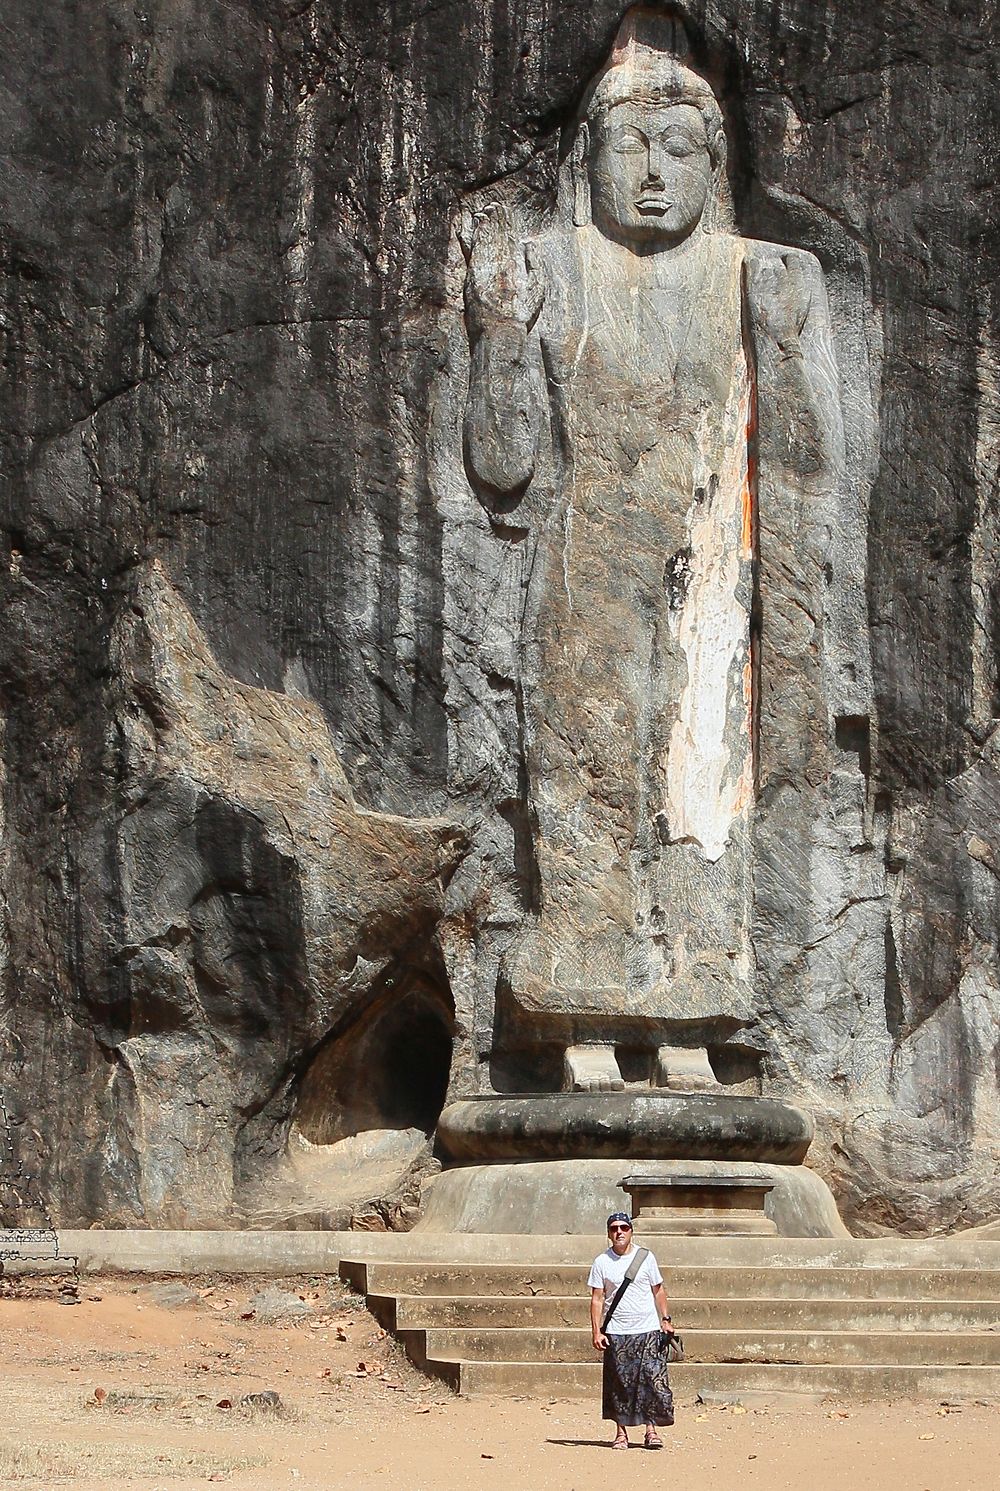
[{"xmin": 340, "ymin": 1257, "xmax": 1000, "ymax": 1399}]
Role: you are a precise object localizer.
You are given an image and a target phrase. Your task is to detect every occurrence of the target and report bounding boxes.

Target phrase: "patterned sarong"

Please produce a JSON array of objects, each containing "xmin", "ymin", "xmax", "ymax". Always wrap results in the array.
[{"xmin": 602, "ymin": 1330, "xmax": 675, "ymax": 1427}]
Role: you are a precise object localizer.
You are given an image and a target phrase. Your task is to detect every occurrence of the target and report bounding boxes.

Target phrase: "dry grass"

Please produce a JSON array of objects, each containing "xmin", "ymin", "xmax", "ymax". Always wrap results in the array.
[
  {"xmin": 32, "ymin": 1350, "xmax": 146, "ymax": 1368},
  {"xmin": 90, "ymin": 1386, "xmax": 297, "ymax": 1423},
  {"xmin": 0, "ymin": 1438, "xmax": 264, "ymax": 1482},
  {"xmin": 97, "ymin": 1388, "xmax": 187, "ymax": 1413}
]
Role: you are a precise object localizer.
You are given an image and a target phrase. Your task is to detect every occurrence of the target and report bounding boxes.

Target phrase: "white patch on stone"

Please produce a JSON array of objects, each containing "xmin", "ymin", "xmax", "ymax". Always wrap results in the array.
[{"xmin": 665, "ymin": 371, "xmax": 753, "ymax": 861}]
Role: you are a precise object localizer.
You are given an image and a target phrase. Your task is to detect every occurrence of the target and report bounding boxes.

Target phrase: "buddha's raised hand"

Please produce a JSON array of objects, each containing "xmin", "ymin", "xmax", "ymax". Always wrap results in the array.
[
  {"xmin": 462, "ymin": 204, "xmax": 544, "ymax": 334},
  {"xmin": 745, "ymin": 248, "xmax": 814, "ymax": 358}
]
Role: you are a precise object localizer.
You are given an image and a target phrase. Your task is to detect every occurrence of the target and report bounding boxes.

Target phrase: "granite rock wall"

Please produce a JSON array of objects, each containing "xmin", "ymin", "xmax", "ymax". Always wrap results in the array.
[{"xmin": 1, "ymin": 0, "xmax": 998, "ymax": 1232}]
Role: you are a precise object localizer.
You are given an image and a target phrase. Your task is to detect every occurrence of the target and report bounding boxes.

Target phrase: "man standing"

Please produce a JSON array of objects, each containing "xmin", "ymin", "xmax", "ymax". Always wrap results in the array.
[{"xmin": 589, "ymin": 1212, "xmax": 675, "ymax": 1449}]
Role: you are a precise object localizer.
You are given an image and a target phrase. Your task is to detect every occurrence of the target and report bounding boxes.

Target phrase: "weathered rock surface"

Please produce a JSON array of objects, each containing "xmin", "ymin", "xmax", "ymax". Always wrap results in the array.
[
  {"xmin": 0, "ymin": 1, "xmax": 998, "ymax": 1232},
  {"xmin": 4, "ymin": 558, "xmax": 464, "ymax": 1226}
]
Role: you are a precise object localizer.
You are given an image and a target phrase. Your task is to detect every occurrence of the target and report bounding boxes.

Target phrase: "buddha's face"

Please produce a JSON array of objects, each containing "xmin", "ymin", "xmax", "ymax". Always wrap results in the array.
[{"xmin": 587, "ymin": 101, "xmax": 714, "ymax": 249}]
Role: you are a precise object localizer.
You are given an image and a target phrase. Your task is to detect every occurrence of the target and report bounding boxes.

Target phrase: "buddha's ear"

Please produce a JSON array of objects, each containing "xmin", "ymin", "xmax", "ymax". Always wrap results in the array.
[
  {"xmin": 571, "ymin": 122, "xmax": 591, "ymax": 227},
  {"xmin": 710, "ymin": 123, "xmax": 728, "ymax": 179},
  {"xmin": 705, "ymin": 123, "xmax": 730, "ymax": 234}
]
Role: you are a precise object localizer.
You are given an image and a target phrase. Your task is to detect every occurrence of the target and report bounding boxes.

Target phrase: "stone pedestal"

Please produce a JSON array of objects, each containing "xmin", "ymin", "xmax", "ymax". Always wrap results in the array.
[
  {"xmin": 423, "ymin": 1091, "xmax": 845, "ymax": 1237},
  {"xmin": 620, "ymin": 1172, "xmax": 777, "ymax": 1236},
  {"xmin": 436, "ymin": 1091, "xmax": 813, "ymax": 1165},
  {"xmin": 416, "ymin": 1157, "xmax": 847, "ymax": 1237}
]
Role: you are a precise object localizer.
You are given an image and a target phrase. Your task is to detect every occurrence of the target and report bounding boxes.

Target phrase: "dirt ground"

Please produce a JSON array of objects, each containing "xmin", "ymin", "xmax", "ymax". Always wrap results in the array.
[{"xmin": 0, "ymin": 1273, "xmax": 996, "ymax": 1490}]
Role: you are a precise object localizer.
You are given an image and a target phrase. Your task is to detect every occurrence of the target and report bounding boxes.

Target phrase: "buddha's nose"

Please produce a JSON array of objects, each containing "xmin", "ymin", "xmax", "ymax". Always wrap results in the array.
[{"xmin": 645, "ymin": 143, "xmax": 666, "ymax": 183}]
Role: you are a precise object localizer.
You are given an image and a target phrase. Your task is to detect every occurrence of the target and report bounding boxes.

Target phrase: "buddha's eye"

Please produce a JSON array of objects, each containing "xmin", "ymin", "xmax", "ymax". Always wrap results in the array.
[
  {"xmin": 663, "ymin": 136, "xmax": 701, "ymax": 159},
  {"xmin": 610, "ymin": 132, "xmax": 646, "ymax": 155}
]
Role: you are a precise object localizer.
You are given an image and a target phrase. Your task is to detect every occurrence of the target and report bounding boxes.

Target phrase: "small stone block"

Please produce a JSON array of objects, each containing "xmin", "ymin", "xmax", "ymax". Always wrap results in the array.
[{"xmin": 620, "ymin": 1172, "xmax": 778, "ymax": 1236}]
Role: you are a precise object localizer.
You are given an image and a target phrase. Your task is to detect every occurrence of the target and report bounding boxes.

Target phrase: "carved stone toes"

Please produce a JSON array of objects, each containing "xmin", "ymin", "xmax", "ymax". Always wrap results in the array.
[
  {"xmin": 653, "ymin": 1044, "xmax": 721, "ymax": 1092},
  {"xmin": 563, "ymin": 1043, "xmax": 625, "ymax": 1093}
]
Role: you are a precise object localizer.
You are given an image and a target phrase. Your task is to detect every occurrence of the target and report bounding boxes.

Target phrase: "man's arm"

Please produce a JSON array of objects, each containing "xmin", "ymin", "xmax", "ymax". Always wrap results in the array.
[
  {"xmin": 651, "ymin": 1280, "xmax": 673, "ymax": 1333},
  {"xmin": 591, "ymin": 1286, "xmax": 608, "ymax": 1350}
]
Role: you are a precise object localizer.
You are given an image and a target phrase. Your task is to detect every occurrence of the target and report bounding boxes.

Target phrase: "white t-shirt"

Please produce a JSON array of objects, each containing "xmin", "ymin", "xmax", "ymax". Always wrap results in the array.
[{"xmin": 588, "ymin": 1245, "xmax": 664, "ymax": 1335}]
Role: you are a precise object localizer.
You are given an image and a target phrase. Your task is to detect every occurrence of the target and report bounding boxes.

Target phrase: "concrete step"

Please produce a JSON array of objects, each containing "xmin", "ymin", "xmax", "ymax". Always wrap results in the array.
[
  {"xmin": 405, "ymin": 1326, "xmax": 1000, "ymax": 1367},
  {"xmin": 344, "ymin": 1260, "xmax": 1000, "ymax": 1302},
  {"xmin": 435, "ymin": 1358, "xmax": 1000, "ymax": 1400},
  {"xmin": 377, "ymin": 1292, "xmax": 1000, "ymax": 1332},
  {"xmin": 343, "ymin": 1255, "xmax": 1000, "ymax": 1400},
  {"xmin": 15, "ymin": 1229, "xmax": 998, "ymax": 1278}
]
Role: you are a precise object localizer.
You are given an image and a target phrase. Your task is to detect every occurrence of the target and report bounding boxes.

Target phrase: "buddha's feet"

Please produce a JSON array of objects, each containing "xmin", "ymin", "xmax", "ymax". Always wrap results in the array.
[
  {"xmin": 653, "ymin": 1044, "xmax": 721, "ymax": 1092},
  {"xmin": 562, "ymin": 1042, "xmax": 721, "ymax": 1093},
  {"xmin": 563, "ymin": 1043, "xmax": 624, "ymax": 1093}
]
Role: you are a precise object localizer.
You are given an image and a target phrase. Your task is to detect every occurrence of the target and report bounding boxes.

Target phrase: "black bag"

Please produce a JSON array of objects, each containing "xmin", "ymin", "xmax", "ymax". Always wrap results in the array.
[{"xmin": 659, "ymin": 1330, "xmax": 685, "ymax": 1363}]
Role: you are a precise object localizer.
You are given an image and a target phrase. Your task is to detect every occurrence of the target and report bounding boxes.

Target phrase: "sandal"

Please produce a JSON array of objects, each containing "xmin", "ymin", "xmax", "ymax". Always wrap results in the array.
[
  {"xmin": 644, "ymin": 1430, "xmax": 663, "ymax": 1450},
  {"xmin": 612, "ymin": 1431, "xmax": 629, "ymax": 1450}
]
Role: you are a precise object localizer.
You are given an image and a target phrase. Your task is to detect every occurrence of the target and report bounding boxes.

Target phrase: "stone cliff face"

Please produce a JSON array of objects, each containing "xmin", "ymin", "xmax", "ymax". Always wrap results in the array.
[{"xmin": 1, "ymin": 1, "xmax": 998, "ymax": 1232}]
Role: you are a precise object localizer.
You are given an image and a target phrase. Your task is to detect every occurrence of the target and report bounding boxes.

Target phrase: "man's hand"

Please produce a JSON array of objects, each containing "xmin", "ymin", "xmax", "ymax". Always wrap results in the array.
[{"xmin": 593, "ymin": 1330, "xmax": 609, "ymax": 1352}]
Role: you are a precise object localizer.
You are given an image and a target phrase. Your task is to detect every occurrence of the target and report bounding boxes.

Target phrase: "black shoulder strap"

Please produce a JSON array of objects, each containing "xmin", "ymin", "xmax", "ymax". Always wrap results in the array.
[{"xmin": 601, "ymin": 1247, "xmax": 649, "ymax": 1331}]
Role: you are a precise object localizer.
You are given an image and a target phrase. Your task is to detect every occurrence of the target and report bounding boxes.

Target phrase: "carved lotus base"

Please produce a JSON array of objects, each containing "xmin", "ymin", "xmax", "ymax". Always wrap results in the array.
[{"xmin": 436, "ymin": 1090, "xmax": 813, "ymax": 1166}]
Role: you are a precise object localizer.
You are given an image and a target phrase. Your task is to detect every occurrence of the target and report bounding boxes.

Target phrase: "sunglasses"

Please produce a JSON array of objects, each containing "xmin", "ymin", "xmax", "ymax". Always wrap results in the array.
[{"xmin": 609, "ymin": 1224, "xmax": 633, "ymax": 1233}]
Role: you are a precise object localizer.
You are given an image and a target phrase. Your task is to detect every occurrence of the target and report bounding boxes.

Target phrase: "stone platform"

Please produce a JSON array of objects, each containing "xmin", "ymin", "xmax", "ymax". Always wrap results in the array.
[
  {"xmin": 4, "ymin": 1226, "xmax": 1000, "ymax": 1401},
  {"xmin": 416, "ymin": 1158, "xmax": 847, "ymax": 1237},
  {"xmin": 436, "ymin": 1092, "xmax": 813, "ymax": 1164},
  {"xmin": 4, "ymin": 1227, "xmax": 1000, "ymax": 1274}
]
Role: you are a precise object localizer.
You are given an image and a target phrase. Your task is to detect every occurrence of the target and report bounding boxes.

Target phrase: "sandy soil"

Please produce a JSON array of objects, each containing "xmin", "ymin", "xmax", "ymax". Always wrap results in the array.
[{"xmin": 0, "ymin": 1272, "xmax": 996, "ymax": 1490}]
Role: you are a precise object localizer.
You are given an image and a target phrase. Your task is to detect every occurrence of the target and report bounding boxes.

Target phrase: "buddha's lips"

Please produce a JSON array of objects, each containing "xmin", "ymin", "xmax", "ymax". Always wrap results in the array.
[{"xmin": 635, "ymin": 194, "xmax": 671, "ymax": 211}]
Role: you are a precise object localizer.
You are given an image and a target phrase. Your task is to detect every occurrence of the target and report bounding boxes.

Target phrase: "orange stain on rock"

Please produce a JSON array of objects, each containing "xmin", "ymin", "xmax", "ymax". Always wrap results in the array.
[
  {"xmin": 740, "ymin": 472, "xmax": 753, "ymax": 556},
  {"xmin": 740, "ymin": 398, "xmax": 757, "ymax": 559}
]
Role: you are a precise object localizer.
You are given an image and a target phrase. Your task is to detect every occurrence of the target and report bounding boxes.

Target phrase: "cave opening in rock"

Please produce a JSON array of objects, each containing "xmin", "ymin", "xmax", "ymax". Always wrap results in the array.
[{"xmin": 295, "ymin": 975, "xmax": 455, "ymax": 1145}]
